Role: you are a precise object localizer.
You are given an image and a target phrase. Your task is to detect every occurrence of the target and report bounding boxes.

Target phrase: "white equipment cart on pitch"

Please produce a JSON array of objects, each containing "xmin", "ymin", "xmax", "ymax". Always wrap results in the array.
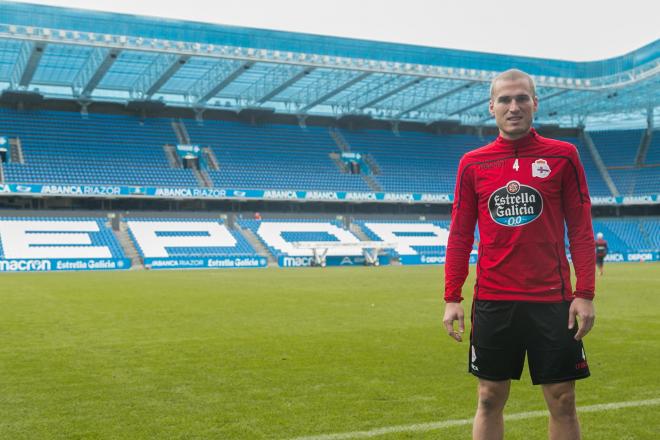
[{"xmin": 292, "ymin": 241, "xmax": 397, "ymax": 267}]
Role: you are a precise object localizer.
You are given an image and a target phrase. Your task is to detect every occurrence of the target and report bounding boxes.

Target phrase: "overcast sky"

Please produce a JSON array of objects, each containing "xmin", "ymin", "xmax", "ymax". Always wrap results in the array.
[{"xmin": 9, "ymin": 0, "xmax": 660, "ymax": 61}]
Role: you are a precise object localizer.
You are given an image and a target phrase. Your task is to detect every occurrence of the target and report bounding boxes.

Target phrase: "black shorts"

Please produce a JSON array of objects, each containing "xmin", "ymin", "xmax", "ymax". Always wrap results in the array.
[
  {"xmin": 469, "ymin": 300, "xmax": 590, "ymax": 385},
  {"xmin": 596, "ymin": 255, "xmax": 605, "ymax": 266}
]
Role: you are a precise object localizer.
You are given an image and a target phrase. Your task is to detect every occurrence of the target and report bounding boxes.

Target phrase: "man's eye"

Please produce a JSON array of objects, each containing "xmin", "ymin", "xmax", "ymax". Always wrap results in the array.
[
  {"xmin": 498, "ymin": 97, "xmax": 511, "ymax": 104},
  {"xmin": 516, "ymin": 95, "xmax": 530, "ymax": 102}
]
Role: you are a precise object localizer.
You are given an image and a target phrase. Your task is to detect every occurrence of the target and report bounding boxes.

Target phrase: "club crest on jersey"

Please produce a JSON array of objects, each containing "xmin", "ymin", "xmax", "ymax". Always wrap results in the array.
[
  {"xmin": 488, "ymin": 180, "xmax": 543, "ymax": 227},
  {"xmin": 532, "ymin": 159, "xmax": 551, "ymax": 178}
]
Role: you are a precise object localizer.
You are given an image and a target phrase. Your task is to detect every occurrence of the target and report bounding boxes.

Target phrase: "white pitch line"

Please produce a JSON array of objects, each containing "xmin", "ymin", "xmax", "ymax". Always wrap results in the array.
[{"xmin": 290, "ymin": 398, "xmax": 660, "ymax": 440}]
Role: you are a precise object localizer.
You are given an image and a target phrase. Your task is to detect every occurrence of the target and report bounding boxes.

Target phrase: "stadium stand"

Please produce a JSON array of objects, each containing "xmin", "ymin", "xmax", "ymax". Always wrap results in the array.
[
  {"xmin": 0, "ymin": 217, "xmax": 125, "ymax": 259},
  {"xmin": 642, "ymin": 218, "xmax": 660, "ymax": 250},
  {"xmin": 355, "ymin": 219, "xmax": 451, "ymax": 257},
  {"xmin": 558, "ymin": 137, "xmax": 612, "ymax": 197},
  {"xmin": 125, "ymin": 218, "xmax": 257, "ymax": 258},
  {"xmin": 183, "ymin": 120, "xmax": 372, "ymax": 192},
  {"xmin": 0, "ymin": 106, "xmax": 656, "ymax": 198},
  {"xmin": 0, "ymin": 214, "xmax": 658, "ymax": 270},
  {"xmin": 0, "ymin": 108, "xmax": 198, "ymax": 187},
  {"xmin": 644, "ymin": 131, "xmax": 660, "ymax": 164},
  {"xmin": 592, "ymin": 217, "xmax": 659, "ymax": 252},
  {"xmin": 589, "ymin": 129, "xmax": 643, "ymax": 168},
  {"xmin": 588, "ymin": 129, "xmax": 660, "ymax": 196},
  {"xmin": 238, "ymin": 219, "xmax": 364, "ymax": 257},
  {"xmin": 338, "ymin": 129, "xmax": 474, "ymax": 194}
]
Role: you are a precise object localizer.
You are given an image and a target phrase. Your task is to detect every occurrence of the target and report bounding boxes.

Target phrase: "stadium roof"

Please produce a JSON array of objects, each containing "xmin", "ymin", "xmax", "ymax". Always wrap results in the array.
[{"xmin": 0, "ymin": 1, "xmax": 658, "ymax": 128}]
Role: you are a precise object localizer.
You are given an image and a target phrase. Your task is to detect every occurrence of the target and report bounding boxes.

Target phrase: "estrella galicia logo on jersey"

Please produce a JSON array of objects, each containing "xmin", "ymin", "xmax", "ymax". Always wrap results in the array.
[{"xmin": 488, "ymin": 180, "xmax": 543, "ymax": 227}]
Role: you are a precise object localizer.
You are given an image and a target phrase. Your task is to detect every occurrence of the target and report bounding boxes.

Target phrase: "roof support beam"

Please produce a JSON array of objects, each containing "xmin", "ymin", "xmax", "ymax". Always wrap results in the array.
[
  {"xmin": 73, "ymin": 47, "xmax": 121, "ymax": 98},
  {"xmin": 19, "ymin": 42, "xmax": 46, "ymax": 87},
  {"xmin": 237, "ymin": 65, "xmax": 312, "ymax": 105},
  {"xmin": 190, "ymin": 60, "xmax": 254, "ymax": 105},
  {"xmin": 358, "ymin": 77, "xmax": 423, "ymax": 110},
  {"xmin": 257, "ymin": 67, "xmax": 313, "ymax": 104},
  {"xmin": 449, "ymin": 96, "xmax": 490, "ymax": 116},
  {"xmin": 297, "ymin": 71, "xmax": 371, "ymax": 113},
  {"xmin": 396, "ymin": 81, "xmax": 474, "ymax": 118},
  {"xmin": 131, "ymin": 54, "xmax": 190, "ymax": 99},
  {"xmin": 9, "ymin": 41, "xmax": 46, "ymax": 89}
]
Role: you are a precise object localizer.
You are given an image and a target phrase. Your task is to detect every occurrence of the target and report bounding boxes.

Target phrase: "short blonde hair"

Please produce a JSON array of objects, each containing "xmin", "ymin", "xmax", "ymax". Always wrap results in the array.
[{"xmin": 490, "ymin": 69, "xmax": 536, "ymax": 98}]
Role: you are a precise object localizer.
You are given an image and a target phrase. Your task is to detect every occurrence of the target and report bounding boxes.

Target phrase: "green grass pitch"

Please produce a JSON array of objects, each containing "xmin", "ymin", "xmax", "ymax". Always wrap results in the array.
[{"xmin": 1, "ymin": 263, "xmax": 658, "ymax": 439}]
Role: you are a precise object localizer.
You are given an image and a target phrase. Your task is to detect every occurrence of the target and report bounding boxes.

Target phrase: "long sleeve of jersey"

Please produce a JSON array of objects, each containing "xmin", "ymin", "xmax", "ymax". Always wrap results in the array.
[
  {"xmin": 562, "ymin": 147, "xmax": 596, "ymax": 300},
  {"xmin": 444, "ymin": 157, "xmax": 478, "ymax": 302}
]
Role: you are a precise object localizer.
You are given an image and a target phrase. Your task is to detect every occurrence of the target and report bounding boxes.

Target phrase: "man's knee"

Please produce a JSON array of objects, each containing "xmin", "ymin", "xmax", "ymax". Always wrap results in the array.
[
  {"xmin": 543, "ymin": 382, "xmax": 577, "ymax": 419},
  {"xmin": 477, "ymin": 380, "xmax": 510, "ymax": 413}
]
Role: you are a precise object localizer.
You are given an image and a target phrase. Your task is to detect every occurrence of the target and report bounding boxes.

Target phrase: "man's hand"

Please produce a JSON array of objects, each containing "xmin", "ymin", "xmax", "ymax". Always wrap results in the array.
[
  {"xmin": 443, "ymin": 302, "xmax": 465, "ymax": 342},
  {"xmin": 569, "ymin": 298, "xmax": 595, "ymax": 341}
]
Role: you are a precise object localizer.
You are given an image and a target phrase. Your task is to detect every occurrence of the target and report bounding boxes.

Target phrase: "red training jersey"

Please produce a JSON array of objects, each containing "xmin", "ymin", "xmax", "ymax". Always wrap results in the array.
[
  {"xmin": 595, "ymin": 239, "xmax": 608, "ymax": 257},
  {"xmin": 444, "ymin": 129, "xmax": 595, "ymax": 303}
]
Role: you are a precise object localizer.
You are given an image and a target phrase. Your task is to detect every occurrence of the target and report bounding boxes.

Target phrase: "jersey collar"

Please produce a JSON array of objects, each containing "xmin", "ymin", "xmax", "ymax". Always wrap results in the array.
[{"xmin": 495, "ymin": 128, "xmax": 538, "ymax": 148}]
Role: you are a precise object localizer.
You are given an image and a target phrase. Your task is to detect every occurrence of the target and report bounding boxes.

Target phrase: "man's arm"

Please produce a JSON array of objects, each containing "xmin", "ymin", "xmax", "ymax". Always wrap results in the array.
[
  {"xmin": 563, "ymin": 146, "xmax": 596, "ymax": 339},
  {"xmin": 443, "ymin": 156, "xmax": 478, "ymax": 342}
]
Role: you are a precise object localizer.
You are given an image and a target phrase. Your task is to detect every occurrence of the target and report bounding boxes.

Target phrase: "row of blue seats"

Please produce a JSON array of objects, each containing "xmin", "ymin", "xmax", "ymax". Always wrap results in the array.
[{"xmin": 0, "ymin": 108, "xmax": 656, "ymax": 197}]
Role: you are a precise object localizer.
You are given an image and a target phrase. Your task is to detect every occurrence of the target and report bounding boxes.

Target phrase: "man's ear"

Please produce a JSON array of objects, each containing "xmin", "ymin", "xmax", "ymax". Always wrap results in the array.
[{"xmin": 489, "ymin": 99, "xmax": 495, "ymax": 116}]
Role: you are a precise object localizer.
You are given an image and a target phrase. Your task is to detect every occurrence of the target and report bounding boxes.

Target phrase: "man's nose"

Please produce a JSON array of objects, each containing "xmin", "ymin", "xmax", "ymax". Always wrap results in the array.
[{"xmin": 508, "ymin": 99, "xmax": 520, "ymax": 112}]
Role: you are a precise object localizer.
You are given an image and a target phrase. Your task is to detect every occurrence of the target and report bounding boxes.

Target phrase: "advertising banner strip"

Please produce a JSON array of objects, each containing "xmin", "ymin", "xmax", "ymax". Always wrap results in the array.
[
  {"xmin": 143, "ymin": 256, "xmax": 268, "ymax": 269},
  {"xmin": 0, "ymin": 258, "xmax": 131, "ymax": 272},
  {"xmin": 0, "ymin": 183, "xmax": 656, "ymax": 206},
  {"xmin": 399, "ymin": 254, "xmax": 479, "ymax": 265},
  {"xmin": 278, "ymin": 255, "xmax": 390, "ymax": 267}
]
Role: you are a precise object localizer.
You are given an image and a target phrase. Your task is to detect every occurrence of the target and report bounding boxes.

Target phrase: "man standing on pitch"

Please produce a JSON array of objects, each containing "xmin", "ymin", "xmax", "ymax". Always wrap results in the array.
[
  {"xmin": 595, "ymin": 232, "xmax": 608, "ymax": 275},
  {"xmin": 443, "ymin": 69, "xmax": 596, "ymax": 440}
]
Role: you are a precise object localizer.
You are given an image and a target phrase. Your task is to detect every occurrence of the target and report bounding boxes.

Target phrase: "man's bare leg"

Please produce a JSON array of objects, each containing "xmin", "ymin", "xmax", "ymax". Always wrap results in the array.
[
  {"xmin": 542, "ymin": 381, "xmax": 580, "ymax": 440},
  {"xmin": 473, "ymin": 379, "xmax": 511, "ymax": 440}
]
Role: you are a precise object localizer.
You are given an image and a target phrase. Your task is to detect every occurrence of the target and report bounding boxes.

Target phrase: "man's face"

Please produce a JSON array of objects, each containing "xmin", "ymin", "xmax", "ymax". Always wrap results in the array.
[{"xmin": 489, "ymin": 77, "xmax": 538, "ymax": 140}]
